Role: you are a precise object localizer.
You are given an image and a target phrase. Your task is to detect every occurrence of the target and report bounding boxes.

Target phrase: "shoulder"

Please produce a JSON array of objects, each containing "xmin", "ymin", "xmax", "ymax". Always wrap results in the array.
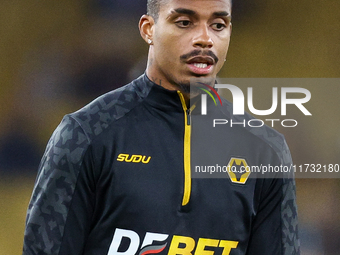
[
  {"xmin": 243, "ymin": 112, "xmax": 292, "ymax": 166},
  {"xmin": 66, "ymin": 75, "xmax": 152, "ymax": 140},
  {"xmin": 219, "ymin": 97, "xmax": 292, "ymax": 166}
]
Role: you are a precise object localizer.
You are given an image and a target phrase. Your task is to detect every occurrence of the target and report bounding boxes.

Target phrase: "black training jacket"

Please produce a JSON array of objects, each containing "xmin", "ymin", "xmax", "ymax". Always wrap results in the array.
[{"xmin": 23, "ymin": 74, "xmax": 300, "ymax": 255}]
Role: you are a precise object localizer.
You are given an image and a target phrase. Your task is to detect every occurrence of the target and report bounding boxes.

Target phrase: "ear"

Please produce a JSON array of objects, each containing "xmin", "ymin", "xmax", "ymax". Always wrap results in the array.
[{"xmin": 139, "ymin": 15, "xmax": 155, "ymax": 45}]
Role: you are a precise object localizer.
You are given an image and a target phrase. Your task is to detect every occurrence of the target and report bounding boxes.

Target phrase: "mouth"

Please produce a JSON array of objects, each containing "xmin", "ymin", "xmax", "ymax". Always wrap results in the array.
[
  {"xmin": 186, "ymin": 56, "xmax": 215, "ymax": 75},
  {"xmin": 192, "ymin": 63, "xmax": 209, "ymax": 68}
]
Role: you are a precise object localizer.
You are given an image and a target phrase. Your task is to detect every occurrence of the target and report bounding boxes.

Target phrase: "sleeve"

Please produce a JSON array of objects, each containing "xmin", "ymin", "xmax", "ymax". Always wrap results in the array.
[
  {"xmin": 246, "ymin": 141, "xmax": 300, "ymax": 255},
  {"xmin": 23, "ymin": 115, "xmax": 95, "ymax": 255}
]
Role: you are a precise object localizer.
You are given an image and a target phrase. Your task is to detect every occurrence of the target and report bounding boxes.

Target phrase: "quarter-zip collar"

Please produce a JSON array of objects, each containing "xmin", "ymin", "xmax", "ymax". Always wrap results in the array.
[
  {"xmin": 136, "ymin": 74, "xmax": 193, "ymax": 209},
  {"xmin": 138, "ymin": 74, "xmax": 185, "ymax": 112}
]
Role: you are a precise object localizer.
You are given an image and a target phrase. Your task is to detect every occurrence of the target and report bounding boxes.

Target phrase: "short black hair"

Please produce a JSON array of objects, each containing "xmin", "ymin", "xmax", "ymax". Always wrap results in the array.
[
  {"xmin": 147, "ymin": 0, "xmax": 166, "ymax": 22},
  {"xmin": 147, "ymin": 0, "xmax": 232, "ymax": 22}
]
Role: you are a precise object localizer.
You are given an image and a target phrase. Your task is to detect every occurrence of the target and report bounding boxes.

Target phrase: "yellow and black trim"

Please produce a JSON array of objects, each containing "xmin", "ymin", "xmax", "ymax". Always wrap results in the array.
[{"xmin": 177, "ymin": 91, "xmax": 193, "ymax": 207}]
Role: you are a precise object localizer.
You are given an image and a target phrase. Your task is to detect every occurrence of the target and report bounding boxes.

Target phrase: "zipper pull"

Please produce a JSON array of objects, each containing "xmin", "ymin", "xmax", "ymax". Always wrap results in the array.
[{"xmin": 186, "ymin": 109, "xmax": 191, "ymax": 126}]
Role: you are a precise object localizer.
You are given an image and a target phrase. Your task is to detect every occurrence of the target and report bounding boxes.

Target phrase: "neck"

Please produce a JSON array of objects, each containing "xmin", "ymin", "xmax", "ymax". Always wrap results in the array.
[
  {"xmin": 145, "ymin": 53, "xmax": 213, "ymax": 106},
  {"xmin": 146, "ymin": 70, "xmax": 191, "ymax": 105}
]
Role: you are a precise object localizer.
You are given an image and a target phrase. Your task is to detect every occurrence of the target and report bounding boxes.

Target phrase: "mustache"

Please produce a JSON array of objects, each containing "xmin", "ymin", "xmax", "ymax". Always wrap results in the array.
[{"xmin": 180, "ymin": 49, "xmax": 219, "ymax": 64}]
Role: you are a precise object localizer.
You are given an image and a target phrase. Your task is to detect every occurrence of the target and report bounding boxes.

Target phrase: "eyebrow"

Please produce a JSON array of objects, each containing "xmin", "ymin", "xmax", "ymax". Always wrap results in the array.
[
  {"xmin": 212, "ymin": 11, "xmax": 231, "ymax": 18},
  {"xmin": 169, "ymin": 8, "xmax": 231, "ymax": 19},
  {"xmin": 171, "ymin": 8, "xmax": 196, "ymax": 16}
]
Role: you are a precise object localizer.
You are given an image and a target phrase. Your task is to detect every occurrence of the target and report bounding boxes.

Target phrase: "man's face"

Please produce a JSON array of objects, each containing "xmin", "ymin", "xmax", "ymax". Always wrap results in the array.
[{"xmin": 149, "ymin": 0, "xmax": 232, "ymax": 90}]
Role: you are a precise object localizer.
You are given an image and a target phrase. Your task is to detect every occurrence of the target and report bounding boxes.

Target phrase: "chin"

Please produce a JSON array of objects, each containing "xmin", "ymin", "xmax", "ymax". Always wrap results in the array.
[{"xmin": 178, "ymin": 81, "xmax": 191, "ymax": 94}]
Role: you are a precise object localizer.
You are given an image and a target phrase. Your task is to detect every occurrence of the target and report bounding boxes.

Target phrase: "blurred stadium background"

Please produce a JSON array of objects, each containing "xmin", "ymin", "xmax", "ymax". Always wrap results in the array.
[{"xmin": 0, "ymin": 0, "xmax": 339, "ymax": 254}]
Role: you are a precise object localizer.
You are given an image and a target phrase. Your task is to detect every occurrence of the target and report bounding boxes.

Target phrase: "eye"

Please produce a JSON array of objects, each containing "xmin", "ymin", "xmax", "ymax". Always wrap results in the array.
[
  {"xmin": 211, "ymin": 23, "xmax": 227, "ymax": 31},
  {"xmin": 175, "ymin": 20, "xmax": 192, "ymax": 28}
]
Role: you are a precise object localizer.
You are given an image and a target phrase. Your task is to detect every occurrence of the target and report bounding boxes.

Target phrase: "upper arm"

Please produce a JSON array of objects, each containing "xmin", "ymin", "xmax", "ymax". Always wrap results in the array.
[
  {"xmin": 246, "ymin": 140, "xmax": 300, "ymax": 255},
  {"xmin": 23, "ymin": 115, "xmax": 94, "ymax": 255},
  {"xmin": 246, "ymin": 178, "xmax": 299, "ymax": 255}
]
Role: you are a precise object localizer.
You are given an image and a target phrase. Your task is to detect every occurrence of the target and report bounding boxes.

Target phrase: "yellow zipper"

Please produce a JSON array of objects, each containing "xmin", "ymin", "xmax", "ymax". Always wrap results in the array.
[{"xmin": 177, "ymin": 91, "xmax": 193, "ymax": 206}]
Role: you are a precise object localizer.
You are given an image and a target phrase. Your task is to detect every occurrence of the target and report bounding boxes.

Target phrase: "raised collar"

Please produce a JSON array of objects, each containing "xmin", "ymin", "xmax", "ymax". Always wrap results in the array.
[{"xmin": 134, "ymin": 74, "xmax": 185, "ymax": 112}]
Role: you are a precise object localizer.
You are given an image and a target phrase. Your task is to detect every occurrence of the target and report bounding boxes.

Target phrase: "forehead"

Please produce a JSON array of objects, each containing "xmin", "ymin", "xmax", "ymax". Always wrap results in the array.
[{"xmin": 160, "ymin": 0, "xmax": 232, "ymax": 16}]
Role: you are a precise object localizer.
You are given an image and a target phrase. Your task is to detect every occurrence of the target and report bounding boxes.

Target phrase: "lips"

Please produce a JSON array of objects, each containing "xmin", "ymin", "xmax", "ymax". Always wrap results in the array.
[
  {"xmin": 187, "ymin": 56, "xmax": 215, "ymax": 65},
  {"xmin": 186, "ymin": 56, "xmax": 215, "ymax": 75}
]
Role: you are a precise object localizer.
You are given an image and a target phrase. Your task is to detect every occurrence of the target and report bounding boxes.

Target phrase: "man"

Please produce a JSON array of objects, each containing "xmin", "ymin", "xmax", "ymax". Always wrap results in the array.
[{"xmin": 23, "ymin": 0, "xmax": 300, "ymax": 254}]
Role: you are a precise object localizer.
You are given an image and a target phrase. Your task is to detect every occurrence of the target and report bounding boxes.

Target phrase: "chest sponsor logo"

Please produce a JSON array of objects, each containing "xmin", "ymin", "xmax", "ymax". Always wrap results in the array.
[
  {"xmin": 117, "ymin": 154, "xmax": 151, "ymax": 164},
  {"xmin": 108, "ymin": 228, "xmax": 239, "ymax": 255}
]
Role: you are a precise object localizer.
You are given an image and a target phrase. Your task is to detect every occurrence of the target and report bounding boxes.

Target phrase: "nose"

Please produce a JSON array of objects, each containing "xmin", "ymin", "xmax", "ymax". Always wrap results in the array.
[{"xmin": 192, "ymin": 24, "xmax": 214, "ymax": 49}]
